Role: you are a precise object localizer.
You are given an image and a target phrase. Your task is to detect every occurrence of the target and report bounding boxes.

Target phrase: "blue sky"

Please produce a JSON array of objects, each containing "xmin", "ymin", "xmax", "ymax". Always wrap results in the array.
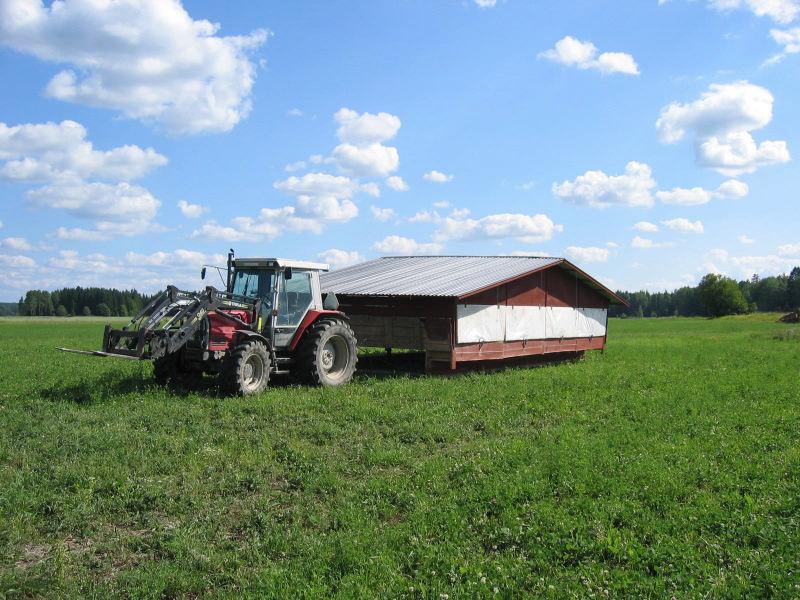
[{"xmin": 1, "ymin": 0, "xmax": 799, "ymax": 301}]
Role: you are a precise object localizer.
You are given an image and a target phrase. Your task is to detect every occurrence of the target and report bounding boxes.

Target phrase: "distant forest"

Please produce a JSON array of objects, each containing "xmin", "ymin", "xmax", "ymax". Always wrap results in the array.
[
  {"xmin": 10, "ymin": 267, "xmax": 800, "ymax": 319},
  {"xmin": 16, "ymin": 287, "xmax": 153, "ymax": 317},
  {"xmin": 0, "ymin": 302, "xmax": 19, "ymax": 316},
  {"xmin": 611, "ymin": 268, "xmax": 800, "ymax": 318}
]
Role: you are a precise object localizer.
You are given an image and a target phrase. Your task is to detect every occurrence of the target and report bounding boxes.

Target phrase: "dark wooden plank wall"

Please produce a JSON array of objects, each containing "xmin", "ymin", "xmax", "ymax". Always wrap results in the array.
[{"xmin": 461, "ymin": 267, "xmax": 609, "ymax": 309}]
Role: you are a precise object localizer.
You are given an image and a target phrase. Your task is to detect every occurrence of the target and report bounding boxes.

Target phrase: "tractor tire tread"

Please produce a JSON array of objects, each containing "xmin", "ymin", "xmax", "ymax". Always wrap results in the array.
[
  {"xmin": 294, "ymin": 318, "xmax": 357, "ymax": 386},
  {"xmin": 153, "ymin": 353, "xmax": 176, "ymax": 386},
  {"xmin": 221, "ymin": 340, "xmax": 270, "ymax": 396}
]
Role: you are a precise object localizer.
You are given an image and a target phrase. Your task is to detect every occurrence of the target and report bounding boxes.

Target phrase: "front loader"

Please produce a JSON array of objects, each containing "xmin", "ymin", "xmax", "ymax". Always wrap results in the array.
[{"xmin": 60, "ymin": 251, "xmax": 358, "ymax": 395}]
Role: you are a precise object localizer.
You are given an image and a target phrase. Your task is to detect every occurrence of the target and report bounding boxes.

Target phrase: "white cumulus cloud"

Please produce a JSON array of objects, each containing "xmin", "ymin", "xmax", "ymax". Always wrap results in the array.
[
  {"xmin": 656, "ymin": 187, "xmax": 713, "ymax": 206},
  {"xmin": 434, "ymin": 213, "xmax": 562, "ymax": 244},
  {"xmin": 716, "ymin": 179, "xmax": 750, "ymax": 199},
  {"xmin": 177, "ymin": 200, "xmax": 208, "ymax": 218},
  {"xmin": 386, "ymin": 175, "xmax": 409, "ymax": 192},
  {"xmin": 766, "ymin": 27, "xmax": 800, "ymax": 64},
  {"xmin": 1, "ymin": 237, "xmax": 33, "ymax": 251},
  {"xmin": 0, "ymin": 120, "xmax": 166, "ymax": 181},
  {"xmin": 370, "ymin": 206, "xmax": 396, "ymax": 222},
  {"xmin": 192, "ymin": 172, "xmax": 372, "ymax": 242},
  {"xmin": 0, "ymin": 0, "xmax": 268, "ymax": 135},
  {"xmin": 553, "ymin": 161, "xmax": 656, "ymax": 208},
  {"xmin": 332, "ymin": 142, "xmax": 399, "ymax": 177},
  {"xmin": 657, "ymin": 179, "xmax": 749, "ymax": 205},
  {"xmin": 29, "ymin": 180, "xmax": 159, "ymax": 224},
  {"xmin": 631, "ymin": 236, "xmax": 671, "ymax": 249},
  {"xmin": 335, "ymin": 108, "xmax": 401, "ymax": 145},
  {"xmin": 373, "ymin": 235, "xmax": 443, "ymax": 255},
  {"xmin": 565, "ymin": 246, "xmax": 610, "ymax": 263},
  {"xmin": 705, "ymin": 247, "xmax": 800, "ymax": 278},
  {"xmin": 0, "ymin": 119, "xmax": 167, "ymax": 238},
  {"xmin": 330, "ymin": 108, "xmax": 401, "ymax": 177},
  {"xmin": 709, "ymin": 0, "xmax": 799, "ymax": 24},
  {"xmin": 662, "ymin": 218, "xmax": 705, "ymax": 234},
  {"xmin": 423, "ymin": 170, "xmax": 454, "ymax": 183},
  {"xmin": 274, "ymin": 172, "xmax": 365, "ymax": 221},
  {"xmin": 0, "ymin": 253, "xmax": 36, "ymax": 268},
  {"xmin": 538, "ymin": 36, "xmax": 640, "ymax": 75},
  {"xmin": 656, "ymin": 81, "xmax": 790, "ymax": 176},
  {"xmin": 633, "ymin": 221, "xmax": 660, "ymax": 232},
  {"xmin": 318, "ymin": 248, "xmax": 365, "ymax": 269},
  {"xmin": 778, "ymin": 242, "xmax": 800, "ymax": 256},
  {"xmin": 409, "ymin": 210, "xmax": 441, "ymax": 224}
]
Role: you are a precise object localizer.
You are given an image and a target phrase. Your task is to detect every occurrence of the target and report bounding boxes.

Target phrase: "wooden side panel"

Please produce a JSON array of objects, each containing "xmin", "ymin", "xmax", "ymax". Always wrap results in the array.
[
  {"xmin": 422, "ymin": 317, "xmax": 452, "ymax": 350},
  {"xmin": 463, "ymin": 287, "xmax": 501, "ymax": 306},
  {"xmin": 337, "ymin": 295, "xmax": 453, "ymax": 318},
  {"xmin": 506, "ymin": 270, "xmax": 547, "ymax": 306},
  {"xmin": 545, "ymin": 267, "xmax": 577, "ymax": 308},
  {"xmin": 348, "ymin": 315, "xmax": 425, "ymax": 350},
  {"xmin": 423, "ymin": 317, "xmax": 452, "ymax": 372},
  {"xmin": 460, "ymin": 267, "xmax": 607, "ymax": 310},
  {"xmin": 578, "ymin": 284, "xmax": 609, "ymax": 309},
  {"xmin": 453, "ymin": 335, "xmax": 604, "ymax": 362}
]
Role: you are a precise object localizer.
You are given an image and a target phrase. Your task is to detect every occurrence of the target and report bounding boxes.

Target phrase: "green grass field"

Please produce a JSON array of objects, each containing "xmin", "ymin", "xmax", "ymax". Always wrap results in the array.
[{"xmin": 1, "ymin": 316, "xmax": 799, "ymax": 598}]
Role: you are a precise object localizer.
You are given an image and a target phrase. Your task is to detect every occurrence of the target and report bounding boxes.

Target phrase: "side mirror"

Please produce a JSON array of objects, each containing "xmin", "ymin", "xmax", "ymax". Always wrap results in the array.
[
  {"xmin": 323, "ymin": 292, "xmax": 339, "ymax": 310},
  {"xmin": 200, "ymin": 266, "xmax": 206, "ymax": 280},
  {"xmin": 284, "ymin": 266, "xmax": 293, "ymax": 280}
]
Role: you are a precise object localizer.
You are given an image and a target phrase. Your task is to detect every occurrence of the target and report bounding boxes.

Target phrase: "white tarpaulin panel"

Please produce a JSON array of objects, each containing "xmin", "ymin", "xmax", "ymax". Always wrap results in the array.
[
  {"xmin": 544, "ymin": 307, "xmax": 574, "ymax": 338},
  {"xmin": 546, "ymin": 307, "xmax": 606, "ymax": 338},
  {"xmin": 577, "ymin": 308, "xmax": 607, "ymax": 337},
  {"xmin": 457, "ymin": 305, "xmax": 607, "ymax": 344},
  {"xmin": 457, "ymin": 304, "xmax": 504, "ymax": 343},
  {"xmin": 504, "ymin": 305, "xmax": 547, "ymax": 341}
]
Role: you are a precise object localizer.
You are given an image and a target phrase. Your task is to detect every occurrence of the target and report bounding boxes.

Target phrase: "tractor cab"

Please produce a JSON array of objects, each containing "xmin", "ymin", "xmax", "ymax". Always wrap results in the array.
[{"xmin": 226, "ymin": 257, "xmax": 330, "ymax": 349}]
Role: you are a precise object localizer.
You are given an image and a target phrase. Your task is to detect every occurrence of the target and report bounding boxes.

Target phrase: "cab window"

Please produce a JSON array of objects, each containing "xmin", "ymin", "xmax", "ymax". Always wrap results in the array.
[
  {"xmin": 232, "ymin": 269, "xmax": 275, "ymax": 301},
  {"xmin": 277, "ymin": 272, "xmax": 313, "ymax": 326}
]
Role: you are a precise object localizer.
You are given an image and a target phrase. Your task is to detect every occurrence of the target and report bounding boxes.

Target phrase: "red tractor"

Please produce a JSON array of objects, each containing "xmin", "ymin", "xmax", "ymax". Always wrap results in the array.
[{"xmin": 61, "ymin": 251, "xmax": 358, "ymax": 395}]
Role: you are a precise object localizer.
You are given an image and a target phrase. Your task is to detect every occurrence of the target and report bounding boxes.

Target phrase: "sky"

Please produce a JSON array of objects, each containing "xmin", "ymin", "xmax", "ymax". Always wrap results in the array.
[{"xmin": 0, "ymin": 0, "xmax": 799, "ymax": 301}]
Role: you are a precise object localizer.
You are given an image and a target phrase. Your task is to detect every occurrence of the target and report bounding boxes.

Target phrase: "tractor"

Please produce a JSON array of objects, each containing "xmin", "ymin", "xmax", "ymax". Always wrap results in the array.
[{"xmin": 60, "ymin": 251, "xmax": 358, "ymax": 395}]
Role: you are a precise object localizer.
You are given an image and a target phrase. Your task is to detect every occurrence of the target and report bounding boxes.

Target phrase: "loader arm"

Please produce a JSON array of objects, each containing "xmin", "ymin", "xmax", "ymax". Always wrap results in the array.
[{"xmin": 95, "ymin": 286, "xmax": 259, "ymax": 360}]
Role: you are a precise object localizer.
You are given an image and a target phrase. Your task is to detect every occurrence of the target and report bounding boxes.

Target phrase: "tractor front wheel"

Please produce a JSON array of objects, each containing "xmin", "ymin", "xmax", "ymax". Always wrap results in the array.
[
  {"xmin": 295, "ymin": 318, "xmax": 357, "ymax": 386},
  {"xmin": 221, "ymin": 340, "xmax": 271, "ymax": 396},
  {"xmin": 153, "ymin": 352, "xmax": 202, "ymax": 390},
  {"xmin": 153, "ymin": 354, "xmax": 176, "ymax": 386}
]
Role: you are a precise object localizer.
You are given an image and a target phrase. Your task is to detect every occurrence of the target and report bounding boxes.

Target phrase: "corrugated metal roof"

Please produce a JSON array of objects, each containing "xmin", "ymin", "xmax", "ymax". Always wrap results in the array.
[{"xmin": 320, "ymin": 255, "xmax": 562, "ymax": 297}]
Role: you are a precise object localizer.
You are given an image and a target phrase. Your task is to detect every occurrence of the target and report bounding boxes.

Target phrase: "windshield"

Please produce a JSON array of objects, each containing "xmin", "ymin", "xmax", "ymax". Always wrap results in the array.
[{"xmin": 231, "ymin": 269, "xmax": 275, "ymax": 300}]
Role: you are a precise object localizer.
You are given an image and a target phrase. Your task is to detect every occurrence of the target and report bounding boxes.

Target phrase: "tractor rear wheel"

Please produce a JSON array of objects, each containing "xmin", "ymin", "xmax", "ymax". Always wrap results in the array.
[
  {"xmin": 295, "ymin": 318, "xmax": 357, "ymax": 386},
  {"xmin": 221, "ymin": 340, "xmax": 271, "ymax": 396}
]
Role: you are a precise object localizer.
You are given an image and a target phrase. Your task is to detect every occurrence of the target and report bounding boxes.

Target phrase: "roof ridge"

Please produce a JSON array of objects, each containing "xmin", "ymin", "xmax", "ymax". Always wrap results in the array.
[{"xmin": 378, "ymin": 255, "xmax": 562, "ymax": 259}]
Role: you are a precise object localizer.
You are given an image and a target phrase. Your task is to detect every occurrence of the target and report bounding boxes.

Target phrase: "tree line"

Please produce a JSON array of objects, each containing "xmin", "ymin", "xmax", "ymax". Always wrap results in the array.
[
  {"xmin": 11, "ymin": 267, "xmax": 800, "ymax": 319},
  {"xmin": 610, "ymin": 267, "xmax": 800, "ymax": 318},
  {"xmin": 17, "ymin": 287, "xmax": 153, "ymax": 317}
]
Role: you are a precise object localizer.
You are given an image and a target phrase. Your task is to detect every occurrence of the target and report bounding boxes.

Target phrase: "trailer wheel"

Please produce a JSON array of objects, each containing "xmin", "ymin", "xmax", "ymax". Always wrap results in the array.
[
  {"xmin": 295, "ymin": 318, "xmax": 357, "ymax": 386},
  {"xmin": 221, "ymin": 340, "xmax": 270, "ymax": 396}
]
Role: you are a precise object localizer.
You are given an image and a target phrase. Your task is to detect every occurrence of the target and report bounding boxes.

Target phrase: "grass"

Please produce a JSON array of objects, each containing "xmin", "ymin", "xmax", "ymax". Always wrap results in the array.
[{"xmin": 0, "ymin": 315, "xmax": 799, "ymax": 598}]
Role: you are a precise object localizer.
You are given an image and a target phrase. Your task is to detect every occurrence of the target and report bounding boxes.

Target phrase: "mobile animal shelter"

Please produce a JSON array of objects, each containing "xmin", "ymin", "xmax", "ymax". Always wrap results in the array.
[{"xmin": 320, "ymin": 256, "xmax": 627, "ymax": 372}]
